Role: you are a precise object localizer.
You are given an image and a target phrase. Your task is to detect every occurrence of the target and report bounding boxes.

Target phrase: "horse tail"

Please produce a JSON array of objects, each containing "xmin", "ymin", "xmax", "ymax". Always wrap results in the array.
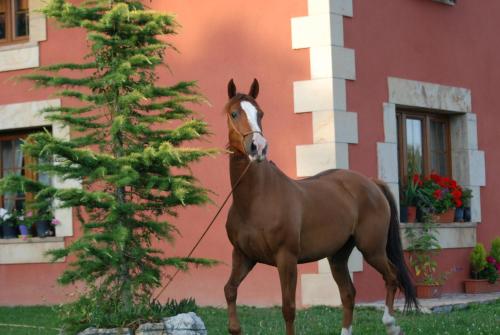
[{"xmin": 376, "ymin": 181, "xmax": 419, "ymax": 311}]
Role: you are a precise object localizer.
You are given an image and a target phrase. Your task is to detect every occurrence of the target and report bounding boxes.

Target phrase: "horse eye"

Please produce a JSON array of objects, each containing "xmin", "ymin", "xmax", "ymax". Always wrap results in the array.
[{"xmin": 231, "ymin": 111, "xmax": 238, "ymax": 118}]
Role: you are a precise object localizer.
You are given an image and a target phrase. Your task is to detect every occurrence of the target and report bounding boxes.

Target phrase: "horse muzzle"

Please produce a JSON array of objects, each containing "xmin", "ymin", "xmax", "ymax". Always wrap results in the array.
[{"xmin": 246, "ymin": 133, "xmax": 268, "ymax": 162}]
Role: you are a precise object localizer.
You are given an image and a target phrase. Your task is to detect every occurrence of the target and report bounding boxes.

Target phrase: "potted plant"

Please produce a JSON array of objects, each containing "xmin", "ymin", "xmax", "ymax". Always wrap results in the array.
[
  {"xmin": 418, "ymin": 174, "xmax": 462, "ymax": 223},
  {"xmin": 0, "ymin": 208, "xmax": 18, "ymax": 239},
  {"xmin": 400, "ymin": 174, "xmax": 421, "ymax": 223},
  {"xmin": 17, "ymin": 210, "xmax": 32, "ymax": 240},
  {"xmin": 465, "ymin": 240, "xmax": 500, "ymax": 293},
  {"xmin": 491, "ymin": 237, "xmax": 500, "ymax": 263},
  {"xmin": 461, "ymin": 188, "xmax": 473, "ymax": 222},
  {"xmin": 405, "ymin": 211, "xmax": 446, "ymax": 298}
]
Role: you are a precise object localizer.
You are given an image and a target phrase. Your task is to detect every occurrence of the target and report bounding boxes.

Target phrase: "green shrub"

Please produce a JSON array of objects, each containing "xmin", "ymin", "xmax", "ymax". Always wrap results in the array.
[
  {"xmin": 470, "ymin": 243, "xmax": 487, "ymax": 275},
  {"xmin": 490, "ymin": 237, "xmax": 500, "ymax": 262}
]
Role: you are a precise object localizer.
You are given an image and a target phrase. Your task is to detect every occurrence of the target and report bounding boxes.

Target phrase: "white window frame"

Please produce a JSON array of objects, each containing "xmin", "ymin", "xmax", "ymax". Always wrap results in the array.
[
  {"xmin": 0, "ymin": 0, "xmax": 47, "ymax": 72},
  {"xmin": 378, "ymin": 77, "xmax": 485, "ymax": 249},
  {"xmin": 0, "ymin": 99, "xmax": 74, "ymax": 264}
]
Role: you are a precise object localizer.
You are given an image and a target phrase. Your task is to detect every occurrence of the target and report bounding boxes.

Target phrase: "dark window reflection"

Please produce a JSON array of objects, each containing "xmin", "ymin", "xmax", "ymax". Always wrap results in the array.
[
  {"xmin": 0, "ymin": 0, "xmax": 6, "ymax": 40},
  {"xmin": 15, "ymin": 0, "xmax": 29, "ymax": 38},
  {"xmin": 405, "ymin": 118, "xmax": 423, "ymax": 176}
]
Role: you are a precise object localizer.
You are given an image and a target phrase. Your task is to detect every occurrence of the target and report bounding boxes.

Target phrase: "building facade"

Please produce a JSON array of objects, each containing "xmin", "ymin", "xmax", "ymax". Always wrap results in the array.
[{"xmin": 0, "ymin": 0, "xmax": 497, "ymax": 307}]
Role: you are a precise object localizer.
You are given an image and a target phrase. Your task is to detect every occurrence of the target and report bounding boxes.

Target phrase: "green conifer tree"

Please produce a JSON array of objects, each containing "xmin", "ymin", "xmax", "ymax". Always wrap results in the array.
[{"xmin": 1, "ymin": 0, "xmax": 217, "ymax": 331}]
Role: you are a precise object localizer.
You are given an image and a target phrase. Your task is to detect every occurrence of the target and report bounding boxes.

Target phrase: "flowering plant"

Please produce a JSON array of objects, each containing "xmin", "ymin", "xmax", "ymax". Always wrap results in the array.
[
  {"xmin": 470, "ymin": 243, "xmax": 500, "ymax": 284},
  {"xmin": 413, "ymin": 173, "xmax": 463, "ymax": 214}
]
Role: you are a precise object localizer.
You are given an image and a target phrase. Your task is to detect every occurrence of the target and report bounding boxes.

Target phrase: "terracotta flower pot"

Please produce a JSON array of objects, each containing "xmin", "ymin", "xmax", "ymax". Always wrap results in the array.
[
  {"xmin": 464, "ymin": 279, "xmax": 500, "ymax": 294},
  {"xmin": 416, "ymin": 284, "xmax": 443, "ymax": 299},
  {"xmin": 433, "ymin": 208, "xmax": 455, "ymax": 223},
  {"xmin": 407, "ymin": 206, "xmax": 417, "ymax": 223}
]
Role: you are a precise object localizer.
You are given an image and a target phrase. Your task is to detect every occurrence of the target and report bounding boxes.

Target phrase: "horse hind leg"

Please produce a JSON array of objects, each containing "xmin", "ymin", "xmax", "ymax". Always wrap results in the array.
[
  {"xmin": 362, "ymin": 251, "xmax": 404, "ymax": 335},
  {"xmin": 328, "ymin": 237, "xmax": 356, "ymax": 335},
  {"xmin": 224, "ymin": 248, "xmax": 256, "ymax": 335}
]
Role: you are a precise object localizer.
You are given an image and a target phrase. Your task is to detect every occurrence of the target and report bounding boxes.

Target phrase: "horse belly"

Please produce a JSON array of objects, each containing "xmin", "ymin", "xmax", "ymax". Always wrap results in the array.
[{"xmin": 297, "ymin": 204, "xmax": 355, "ymax": 263}]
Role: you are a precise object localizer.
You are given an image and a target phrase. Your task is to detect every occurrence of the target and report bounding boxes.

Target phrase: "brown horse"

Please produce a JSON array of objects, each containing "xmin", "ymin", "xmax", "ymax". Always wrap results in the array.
[{"xmin": 223, "ymin": 79, "xmax": 418, "ymax": 335}]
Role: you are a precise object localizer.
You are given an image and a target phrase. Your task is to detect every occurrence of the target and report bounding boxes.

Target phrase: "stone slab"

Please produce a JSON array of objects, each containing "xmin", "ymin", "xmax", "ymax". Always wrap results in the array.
[
  {"xmin": 388, "ymin": 77, "xmax": 471, "ymax": 113},
  {"xmin": 377, "ymin": 142, "xmax": 398, "ymax": 183},
  {"xmin": 301, "ymin": 273, "xmax": 342, "ymax": 306},
  {"xmin": 400, "ymin": 222, "xmax": 477, "ymax": 250},
  {"xmin": 0, "ymin": 44, "xmax": 39, "ymax": 72},
  {"xmin": 0, "ymin": 237, "xmax": 65, "ymax": 264}
]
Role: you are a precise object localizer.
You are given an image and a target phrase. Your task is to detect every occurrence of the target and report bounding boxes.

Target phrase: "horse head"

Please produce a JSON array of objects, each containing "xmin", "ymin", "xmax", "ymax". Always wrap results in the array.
[{"xmin": 224, "ymin": 78, "xmax": 268, "ymax": 162}]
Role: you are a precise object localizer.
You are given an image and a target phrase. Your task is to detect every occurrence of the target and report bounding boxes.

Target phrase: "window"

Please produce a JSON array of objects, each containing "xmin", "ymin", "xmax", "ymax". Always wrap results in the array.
[
  {"xmin": 0, "ymin": 128, "xmax": 51, "ymax": 239},
  {"xmin": 0, "ymin": 0, "xmax": 29, "ymax": 45},
  {"xmin": 396, "ymin": 109, "xmax": 451, "ymax": 182}
]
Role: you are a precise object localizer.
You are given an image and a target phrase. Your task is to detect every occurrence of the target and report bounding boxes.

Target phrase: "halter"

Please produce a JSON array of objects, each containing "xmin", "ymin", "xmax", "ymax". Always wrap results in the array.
[{"xmin": 227, "ymin": 113, "xmax": 264, "ymax": 153}]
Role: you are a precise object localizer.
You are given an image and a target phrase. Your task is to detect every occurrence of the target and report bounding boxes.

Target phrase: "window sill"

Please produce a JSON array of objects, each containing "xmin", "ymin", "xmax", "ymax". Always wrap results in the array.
[
  {"xmin": 432, "ymin": 0, "xmax": 456, "ymax": 5},
  {"xmin": 401, "ymin": 222, "xmax": 478, "ymax": 250},
  {"xmin": 0, "ymin": 236, "xmax": 65, "ymax": 264},
  {"xmin": 0, "ymin": 42, "xmax": 39, "ymax": 72}
]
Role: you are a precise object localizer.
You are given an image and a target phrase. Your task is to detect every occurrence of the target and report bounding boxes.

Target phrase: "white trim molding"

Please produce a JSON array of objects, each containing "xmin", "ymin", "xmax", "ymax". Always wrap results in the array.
[
  {"xmin": 292, "ymin": 0, "xmax": 362, "ymax": 307},
  {"xmin": 0, "ymin": 0, "xmax": 47, "ymax": 72},
  {"xmin": 0, "ymin": 99, "xmax": 74, "ymax": 264},
  {"xmin": 379, "ymin": 77, "xmax": 485, "ymax": 224}
]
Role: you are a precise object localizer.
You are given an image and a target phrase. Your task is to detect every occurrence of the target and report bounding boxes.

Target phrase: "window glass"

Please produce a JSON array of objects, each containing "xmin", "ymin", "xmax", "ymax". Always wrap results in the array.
[
  {"xmin": 0, "ymin": 138, "xmax": 24, "ymax": 211},
  {"xmin": 405, "ymin": 118, "xmax": 423, "ymax": 176},
  {"xmin": 14, "ymin": 0, "xmax": 28, "ymax": 38},
  {"xmin": 429, "ymin": 119, "xmax": 448, "ymax": 176},
  {"xmin": 0, "ymin": 1, "xmax": 6, "ymax": 40}
]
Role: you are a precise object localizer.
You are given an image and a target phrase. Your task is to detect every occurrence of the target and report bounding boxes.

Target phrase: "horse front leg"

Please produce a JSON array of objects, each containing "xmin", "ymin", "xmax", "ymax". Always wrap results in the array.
[
  {"xmin": 225, "ymin": 248, "xmax": 255, "ymax": 335},
  {"xmin": 276, "ymin": 250, "xmax": 298, "ymax": 335}
]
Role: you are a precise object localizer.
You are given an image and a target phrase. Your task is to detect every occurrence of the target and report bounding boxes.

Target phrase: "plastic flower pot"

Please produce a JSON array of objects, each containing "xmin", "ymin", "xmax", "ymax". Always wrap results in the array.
[
  {"xmin": 463, "ymin": 207, "xmax": 471, "ymax": 222},
  {"xmin": 2, "ymin": 222, "xmax": 18, "ymax": 239},
  {"xmin": 35, "ymin": 220, "xmax": 52, "ymax": 238},
  {"xmin": 400, "ymin": 206, "xmax": 408, "ymax": 222},
  {"xmin": 19, "ymin": 224, "xmax": 29, "ymax": 237},
  {"xmin": 454, "ymin": 207, "xmax": 464, "ymax": 222}
]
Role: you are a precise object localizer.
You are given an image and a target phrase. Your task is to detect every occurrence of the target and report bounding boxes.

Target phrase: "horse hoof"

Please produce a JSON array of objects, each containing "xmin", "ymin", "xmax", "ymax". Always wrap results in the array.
[{"xmin": 228, "ymin": 326, "xmax": 242, "ymax": 335}]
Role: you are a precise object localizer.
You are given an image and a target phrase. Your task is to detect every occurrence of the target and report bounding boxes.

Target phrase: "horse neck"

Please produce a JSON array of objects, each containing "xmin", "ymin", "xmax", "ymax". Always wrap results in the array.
[{"xmin": 229, "ymin": 153, "xmax": 274, "ymax": 204}]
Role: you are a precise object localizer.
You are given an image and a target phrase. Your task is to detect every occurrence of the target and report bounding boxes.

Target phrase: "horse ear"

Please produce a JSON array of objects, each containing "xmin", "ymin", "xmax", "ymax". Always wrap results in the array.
[
  {"xmin": 249, "ymin": 78, "xmax": 259, "ymax": 99},
  {"xmin": 228, "ymin": 79, "xmax": 237, "ymax": 99}
]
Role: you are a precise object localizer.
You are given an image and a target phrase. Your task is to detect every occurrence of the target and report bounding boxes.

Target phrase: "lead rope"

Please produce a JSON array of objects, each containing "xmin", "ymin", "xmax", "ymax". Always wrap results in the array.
[{"xmin": 153, "ymin": 159, "xmax": 252, "ymax": 300}]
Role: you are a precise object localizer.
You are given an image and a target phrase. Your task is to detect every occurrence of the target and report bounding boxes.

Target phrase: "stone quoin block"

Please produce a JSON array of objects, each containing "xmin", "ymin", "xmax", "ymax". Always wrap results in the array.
[{"xmin": 377, "ymin": 142, "xmax": 398, "ymax": 183}]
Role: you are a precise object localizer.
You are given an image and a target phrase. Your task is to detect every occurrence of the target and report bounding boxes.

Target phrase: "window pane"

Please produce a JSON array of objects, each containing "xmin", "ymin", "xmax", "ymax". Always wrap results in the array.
[
  {"xmin": 0, "ymin": 14, "xmax": 5, "ymax": 40},
  {"xmin": 430, "ymin": 120, "xmax": 448, "ymax": 176},
  {"xmin": 0, "ymin": 0, "xmax": 5, "ymax": 40},
  {"xmin": 2, "ymin": 140, "xmax": 14, "ymax": 173},
  {"xmin": 14, "ymin": 0, "xmax": 29, "ymax": 38},
  {"xmin": 406, "ymin": 118, "xmax": 423, "ymax": 176}
]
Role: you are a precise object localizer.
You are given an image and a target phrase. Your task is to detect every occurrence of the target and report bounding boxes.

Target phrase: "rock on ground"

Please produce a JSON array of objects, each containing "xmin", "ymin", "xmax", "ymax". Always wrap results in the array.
[
  {"xmin": 75, "ymin": 312, "xmax": 207, "ymax": 335},
  {"xmin": 163, "ymin": 312, "xmax": 207, "ymax": 335},
  {"xmin": 77, "ymin": 327, "xmax": 133, "ymax": 335},
  {"xmin": 135, "ymin": 322, "xmax": 166, "ymax": 335}
]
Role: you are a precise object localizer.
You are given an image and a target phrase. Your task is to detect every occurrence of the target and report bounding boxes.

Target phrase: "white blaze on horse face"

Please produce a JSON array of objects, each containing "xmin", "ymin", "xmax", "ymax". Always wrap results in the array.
[{"xmin": 240, "ymin": 100, "xmax": 267, "ymax": 160}]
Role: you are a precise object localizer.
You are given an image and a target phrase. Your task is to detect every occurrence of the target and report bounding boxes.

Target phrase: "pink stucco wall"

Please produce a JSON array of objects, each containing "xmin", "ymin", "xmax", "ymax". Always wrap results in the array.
[
  {"xmin": 1, "ymin": 0, "xmax": 499, "ymax": 307},
  {"xmin": 0, "ymin": 0, "xmax": 315, "ymax": 306},
  {"xmin": 345, "ymin": 0, "xmax": 500, "ymax": 300}
]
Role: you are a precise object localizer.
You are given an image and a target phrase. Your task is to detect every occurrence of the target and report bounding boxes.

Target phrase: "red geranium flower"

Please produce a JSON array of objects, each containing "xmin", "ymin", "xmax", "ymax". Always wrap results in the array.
[
  {"xmin": 486, "ymin": 256, "xmax": 496, "ymax": 264},
  {"xmin": 430, "ymin": 173, "xmax": 441, "ymax": 183},
  {"xmin": 433, "ymin": 189, "xmax": 443, "ymax": 200},
  {"xmin": 412, "ymin": 174, "xmax": 423, "ymax": 186},
  {"xmin": 451, "ymin": 189, "xmax": 462, "ymax": 199},
  {"xmin": 454, "ymin": 199, "xmax": 463, "ymax": 208}
]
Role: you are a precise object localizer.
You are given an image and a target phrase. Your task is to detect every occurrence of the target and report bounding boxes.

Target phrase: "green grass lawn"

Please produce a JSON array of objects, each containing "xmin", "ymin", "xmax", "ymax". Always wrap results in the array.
[{"xmin": 0, "ymin": 300, "xmax": 499, "ymax": 335}]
